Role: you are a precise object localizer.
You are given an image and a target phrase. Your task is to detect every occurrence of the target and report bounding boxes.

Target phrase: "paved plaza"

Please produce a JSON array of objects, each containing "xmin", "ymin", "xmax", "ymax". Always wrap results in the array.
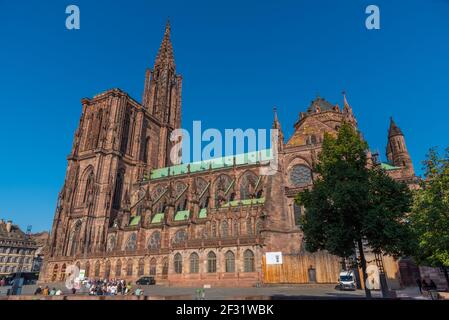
[{"xmin": 10, "ymin": 283, "xmax": 430, "ymax": 300}]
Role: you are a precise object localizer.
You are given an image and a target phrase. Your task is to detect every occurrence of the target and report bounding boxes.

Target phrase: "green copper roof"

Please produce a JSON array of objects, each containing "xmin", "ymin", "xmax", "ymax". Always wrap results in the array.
[
  {"xmin": 221, "ymin": 197, "xmax": 265, "ymax": 208},
  {"xmin": 129, "ymin": 216, "xmax": 141, "ymax": 226},
  {"xmin": 149, "ymin": 149, "xmax": 273, "ymax": 180},
  {"xmin": 174, "ymin": 210, "xmax": 190, "ymax": 221},
  {"xmin": 151, "ymin": 213, "xmax": 164, "ymax": 224},
  {"xmin": 381, "ymin": 163, "xmax": 401, "ymax": 171},
  {"xmin": 198, "ymin": 208, "xmax": 207, "ymax": 219}
]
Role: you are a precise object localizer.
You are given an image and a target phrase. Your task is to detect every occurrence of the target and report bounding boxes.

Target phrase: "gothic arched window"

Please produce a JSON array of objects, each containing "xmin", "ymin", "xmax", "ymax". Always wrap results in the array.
[
  {"xmin": 174, "ymin": 253, "xmax": 183, "ymax": 274},
  {"xmin": 84, "ymin": 262, "xmax": 90, "ymax": 278},
  {"xmin": 104, "ymin": 260, "xmax": 111, "ymax": 279},
  {"xmin": 112, "ymin": 170, "xmax": 125, "ymax": 209},
  {"xmin": 207, "ymin": 251, "xmax": 217, "ymax": 273},
  {"xmin": 244, "ymin": 250, "xmax": 255, "ymax": 272},
  {"xmin": 107, "ymin": 234, "xmax": 116, "ymax": 252},
  {"xmin": 142, "ymin": 136, "xmax": 151, "ymax": 164},
  {"xmin": 221, "ymin": 220, "xmax": 229, "ymax": 238},
  {"xmin": 233, "ymin": 220, "xmax": 239, "ymax": 237},
  {"xmin": 125, "ymin": 233, "xmax": 137, "ymax": 252},
  {"xmin": 214, "ymin": 175, "xmax": 233, "ymax": 207},
  {"xmin": 115, "ymin": 260, "xmax": 122, "ymax": 277},
  {"xmin": 148, "ymin": 231, "xmax": 161, "ymax": 250},
  {"xmin": 289, "ymin": 165, "xmax": 312, "ymax": 187},
  {"xmin": 149, "ymin": 258, "xmax": 157, "ymax": 276},
  {"xmin": 189, "ymin": 253, "xmax": 199, "ymax": 274},
  {"xmin": 247, "ymin": 218, "xmax": 253, "ymax": 236},
  {"xmin": 138, "ymin": 258, "xmax": 145, "ymax": 276},
  {"xmin": 240, "ymin": 171, "xmax": 258, "ymax": 200},
  {"xmin": 60, "ymin": 264, "xmax": 67, "ymax": 281},
  {"xmin": 256, "ymin": 219, "xmax": 263, "ymax": 235},
  {"xmin": 172, "ymin": 229, "xmax": 187, "ymax": 245},
  {"xmin": 225, "ymin": 251, "xmax": 235, "ymax": 273},
  {"xmin": 92, "ymin": 109, "xmax": 103, "ymax": 149},
  {"xmin": 69, "ymin": 221, "xmax": 82, "ymax": 256},
  {"xmin": 83, "ymin": 172, "xmax": 94, "ymax": 204},
  {"xmin": 126, "ymin": 259, "xmax": 133, "ymax": 276},
  {"xmin": 120, "ymin": 109, "xmax": 131, "ymax": 155},
  {"xmin": 94, "ymin": 261, "xmax": 101, "ymax": 277},
  {"xmin": 51, "ymin": 264, "xmax": 59, "ymax": 282},
  {"xmin": 293, "ymin": 203, "xmax": 303, "ymax": 226},
  {"xmin": 162, "ymin": 258, "xmax": 169, "ymax": 279},
  {"xmin": 211, "ymin": 222, "xmax": 217, "ymax": 238}
]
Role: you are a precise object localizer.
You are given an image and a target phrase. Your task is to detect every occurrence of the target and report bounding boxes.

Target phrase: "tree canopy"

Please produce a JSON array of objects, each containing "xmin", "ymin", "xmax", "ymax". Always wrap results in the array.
[
  {"xmin": 296, "ymin": 122, "xmax": 414, "ymax": 296},
  {"xmin": 410, "ymin": 147, "xmax": 449, "ymax": 269}
]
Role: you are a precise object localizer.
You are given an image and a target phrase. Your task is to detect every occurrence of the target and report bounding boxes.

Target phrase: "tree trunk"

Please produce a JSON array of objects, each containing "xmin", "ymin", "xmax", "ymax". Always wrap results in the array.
[
  {"xmin": 357, "ymin": 239, "xmax": 372, "ymax": 298},
  {"xmin": 442, "ymin": 266, "xmax": 449, "ymax": 290}
]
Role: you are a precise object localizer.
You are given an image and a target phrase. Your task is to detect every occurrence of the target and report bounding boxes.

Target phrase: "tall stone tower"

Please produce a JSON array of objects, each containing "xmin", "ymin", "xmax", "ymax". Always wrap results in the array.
[
  {"xmin": 143, "ymin": 21, "xmax": 183, "ymax": 168},
  {"xmin": 386, "ymin": 117, "xmax": 414, "ymax": 176},
  {"xmin": 47, "ymin": 23, "xmax": 183, "ymax": 260}
]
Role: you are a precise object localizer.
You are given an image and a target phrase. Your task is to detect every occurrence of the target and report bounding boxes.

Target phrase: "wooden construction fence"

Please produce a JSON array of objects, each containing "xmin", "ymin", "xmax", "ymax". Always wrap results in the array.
[{"xmin": 262, "ymin": 252, "xmax": 341, "ymax": 284}]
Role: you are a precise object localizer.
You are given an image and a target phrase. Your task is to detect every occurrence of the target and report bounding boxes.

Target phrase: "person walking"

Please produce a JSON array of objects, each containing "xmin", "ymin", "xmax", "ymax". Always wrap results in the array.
[
  {"xmin": 416, "ymin": 278, "xmax": 422, "ymax": 293},
  {"xmin": 34, "ymin": 286, "xmax": 43, "ymax": 295},
  {"xmin": 430, "ymin": 280, "xmax": 437, "ymax": 290},
  {"xmin": 43, "ymin": 286, "xmax": 49, "ymax": 296}
]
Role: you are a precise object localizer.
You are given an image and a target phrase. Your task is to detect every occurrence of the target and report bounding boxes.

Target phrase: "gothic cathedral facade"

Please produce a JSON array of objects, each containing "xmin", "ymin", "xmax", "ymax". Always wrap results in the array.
[{"xmin": 42, "ymin": 23, "xmax": 416, "ymax": 287}]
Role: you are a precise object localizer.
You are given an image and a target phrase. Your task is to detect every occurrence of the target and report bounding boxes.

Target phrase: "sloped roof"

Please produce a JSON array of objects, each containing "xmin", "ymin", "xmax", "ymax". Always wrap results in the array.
[{"xmin": 307, "ymin": 96, "xmax": 336, "ymax": 113}]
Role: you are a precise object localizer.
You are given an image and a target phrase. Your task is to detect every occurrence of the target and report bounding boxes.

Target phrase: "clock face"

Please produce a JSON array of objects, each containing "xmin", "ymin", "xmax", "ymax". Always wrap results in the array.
[{"xmin": 289, "ymin": 165, "xmax": 312, "ymax": 187}]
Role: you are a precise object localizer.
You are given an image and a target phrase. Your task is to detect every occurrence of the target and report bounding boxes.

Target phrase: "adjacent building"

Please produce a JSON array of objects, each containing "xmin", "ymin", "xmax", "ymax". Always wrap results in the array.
[{"xmin": 0, "ymin": 220, "xmax": 37, "ymax": 277}]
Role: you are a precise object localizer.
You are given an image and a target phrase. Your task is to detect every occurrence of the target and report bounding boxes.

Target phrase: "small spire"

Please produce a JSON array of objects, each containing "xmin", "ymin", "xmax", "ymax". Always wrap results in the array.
[
  {"xmin": 272, "ymin": 107, "xmax": 282, "ymax": 130},
  {"xmin": 388, "ymin": 117, "xmax": 403, "ymax": 137},
  {"xmin": 342, "ymin": 90, "xmax": 350, "ymax": 109},
  {"xmin": 154, "ymin": 19, "xmax": 175, "ymax": 68}
]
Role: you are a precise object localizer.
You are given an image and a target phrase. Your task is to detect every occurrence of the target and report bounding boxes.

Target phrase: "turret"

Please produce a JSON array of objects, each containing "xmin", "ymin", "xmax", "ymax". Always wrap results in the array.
[{"xmin": 386, "ymin": 117, "xmax": 414, "ymax": 174}]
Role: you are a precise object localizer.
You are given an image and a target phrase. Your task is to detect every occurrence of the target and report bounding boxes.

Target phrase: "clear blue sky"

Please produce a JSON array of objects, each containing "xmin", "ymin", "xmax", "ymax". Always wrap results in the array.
[{"xmin": 0, "ymin": 0, "xmax": 448, "ymax": 232}]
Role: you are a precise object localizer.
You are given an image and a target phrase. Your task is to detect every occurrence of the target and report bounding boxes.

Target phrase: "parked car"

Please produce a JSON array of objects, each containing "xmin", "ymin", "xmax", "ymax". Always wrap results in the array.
[{"xmin": 136, "ymin": 276, "xmax": 156, "ymax": 285}]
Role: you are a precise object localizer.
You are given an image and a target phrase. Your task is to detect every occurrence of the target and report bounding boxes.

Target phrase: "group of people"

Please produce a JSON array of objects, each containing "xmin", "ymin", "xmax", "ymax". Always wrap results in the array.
[
  {"xmin": 33, "ymin": 278, "xmax": 145, "ymax": 296},
  {"xmin": 84, "ymin": 278, "xmax": 143, "ymax": 296},
  {"xmin": 34, "ymin": 286, "xmax": 63, "ymax": 296},
  {"xmin": 416, "ymin": 278, "xmax": 438, "ymax": 293}
]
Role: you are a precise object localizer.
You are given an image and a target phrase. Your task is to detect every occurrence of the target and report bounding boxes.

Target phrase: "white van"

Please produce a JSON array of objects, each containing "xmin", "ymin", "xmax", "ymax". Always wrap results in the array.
[{"xmin": 338, "ymin": 270, "xmax": 357, "ymax": 291}]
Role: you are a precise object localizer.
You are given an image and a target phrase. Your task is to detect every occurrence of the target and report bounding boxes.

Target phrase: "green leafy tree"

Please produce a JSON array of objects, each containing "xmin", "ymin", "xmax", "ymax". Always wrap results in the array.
[
  {"xmin": 296, "ymin": 123, "xmax": 413, "ymax": 298},
  {"xmin": 410, "ymin": 147, "xmax": 449, "ymax": 287}
]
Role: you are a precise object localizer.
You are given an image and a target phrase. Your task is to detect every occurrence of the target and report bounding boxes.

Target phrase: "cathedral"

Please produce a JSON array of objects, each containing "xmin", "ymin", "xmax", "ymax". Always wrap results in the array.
[{"xmin": 41, "ymin": 22, "xmax": 418, "ymax": 288}]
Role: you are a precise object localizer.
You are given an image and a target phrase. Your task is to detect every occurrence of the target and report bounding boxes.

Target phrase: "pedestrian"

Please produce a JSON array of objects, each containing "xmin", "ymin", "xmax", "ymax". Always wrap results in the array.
[
  {"xmin": 34, "ymin": 286, "xmax": 43, "ymax": 295},
  {"xmin": 430, "ymin": 280, "xmax": 437, "ymax": 290},
  {"xmin": 49, "ymin": 288, "xmax": 56, "ymax": 296},
  {"xmin": 72, "ymin": 287, "xmax": 77, "ymax": 295},
  {"xmin": 134, "ymin": 286, "xmax": 143, "ymax": 296},
  {"xmin": 117, "ymin": 281, "xmax": 122, "ymax": 295},
  {"xmin": 55, "ymin": 289, "xmax": 63, "ymax": 296},
  {"xmin": 0, "ymin": 278, "xmax": 5, "ymax": 287},
  {"xmin": 416, "ymin": 278, "xmax": 422, "ymax": 293},
  {"xmin": 422, "ymin": 279, "xmax": 429, "ymax": 291},
  {"xmin": 43, "ymin": 286, "xmax": 49, "ymax": 296}
]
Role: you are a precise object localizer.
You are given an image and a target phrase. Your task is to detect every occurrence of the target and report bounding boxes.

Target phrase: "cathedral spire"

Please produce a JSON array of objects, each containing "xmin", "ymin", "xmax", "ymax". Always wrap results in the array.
[
  {"xmin": 154, "ymin": 19, "xmax": 175, "ymax": 68},
  {"xmin": 386, "ymin": 117, "xmax": 414, "ymax": 175},
  {"xmin": 388, "ymin": 117, "xmax": 403, "ymax": 137},
  {"xmin": 272, "ymin": 107, "xmax": 281, "ymax": 129},
  {"xmin": 342, "ymin": 91, "xmax": 350, "ymax": 110},
  {"xmin": 272, "ymin": 107, "xmax": 284, "ymax": 151}
]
